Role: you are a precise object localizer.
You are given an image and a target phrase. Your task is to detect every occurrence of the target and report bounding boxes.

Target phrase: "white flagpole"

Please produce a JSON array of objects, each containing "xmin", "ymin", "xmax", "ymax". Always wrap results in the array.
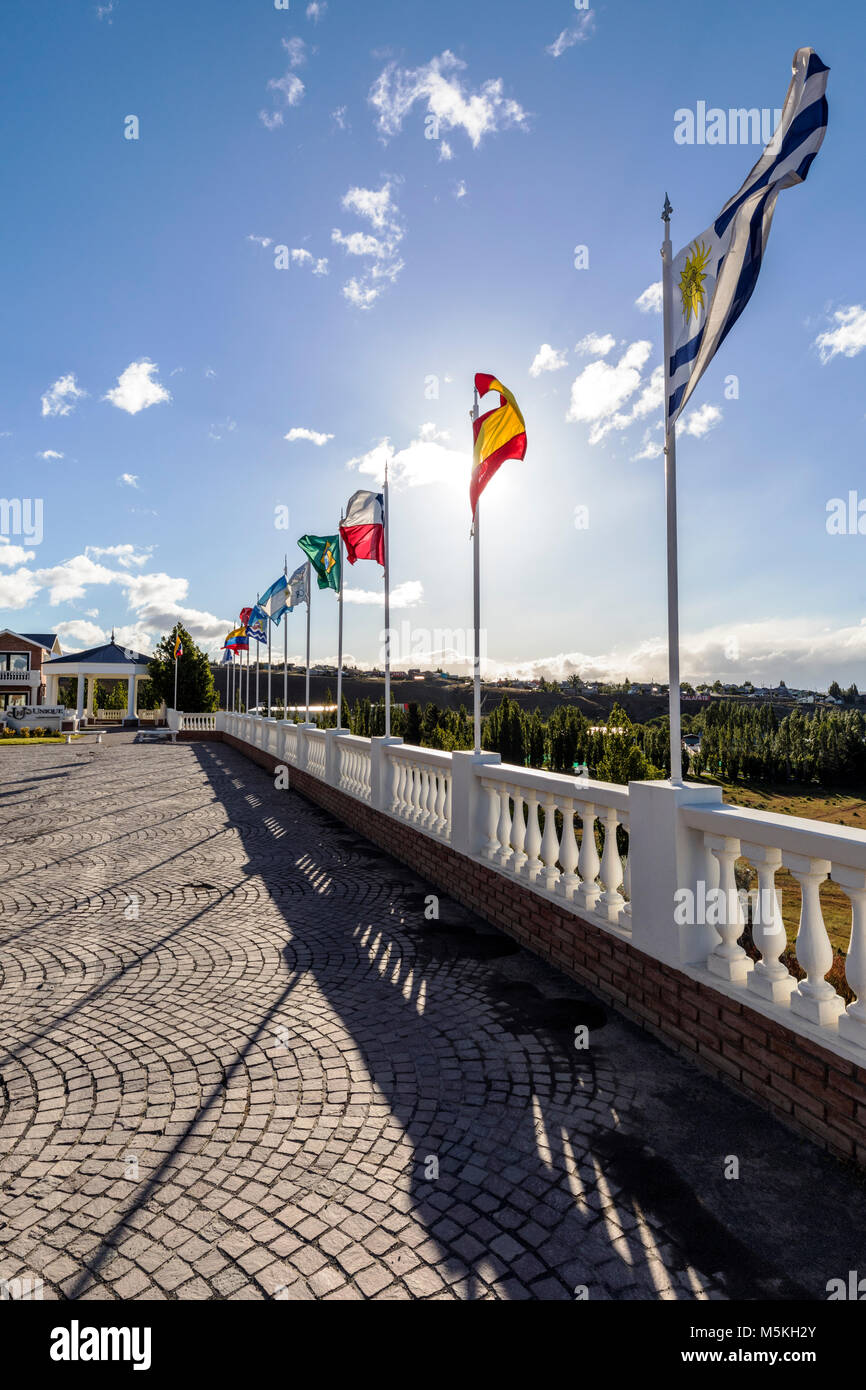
[
  {"xmin": 662, "ymin": 194, "xmax": 683, "ymax": 785},
  {"xmin": 173, "ymin": 649, "xmax": 178, "ymax": 711},
  {"xmin": 245, "ymin": 638, "xmax": 250, "ymax": 713},
  {"xmin": 255, "ymin": 594, "xmax": 261, "ymax": 716},
  {"xmin": 283, "ymin": 554, "xmax": 288, "ymax": 717},
  {"xmin": 267, "ymin": 613, "xmax": 272, "ymax": 719},
  {"xmin": 305, "ymin": 560, "xmax": 312, "ymax": 722},
  {"xmin": 471, "ymin": 388, "xmax": 481, "ymax": 754},
  {"xmin": 384, "ymin": 461, "xmax": 391, "ymax": 738},
  {"xmin": 336, "ymin": 528, "xmax": 344, "ymax": 730}
]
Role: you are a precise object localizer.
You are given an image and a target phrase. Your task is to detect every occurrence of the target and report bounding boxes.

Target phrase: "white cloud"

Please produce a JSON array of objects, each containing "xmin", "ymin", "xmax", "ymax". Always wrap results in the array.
[
  {"xmin": 37, "ymin": 449, "xmax": 64, "ymax": 461},
  {"xmin": 815, "ymin": 305, "xmax": 866, "ymax": 363},
  {"xmin": 332, "ymin": 105, "xmax": 348, "ymax": 130},
  {"xmin": 247, "ymin": 234, "xmax": 273, "ymax": 248},
  {"xmin": 345, "ymin": 580, "xmax": 423, "ymax": 608},
  {"xmin": 631, "ymin": 427, "xmax": 664, "ymax": 461},
  {"xmin": 41, "ymin": 373, "xmax": 87, "ymax": 418},
  {"xmin": 269, "ymin": 73, "xmax": 304, "ymax": 106},
  {"xmin": 334, "ymin": 182, "xmax": 405, "ymax": 309},
  {"xmin": 118, "ymin": 473, "xmax": 139, "ymax": 488},
  {"xmin": 104, "ymin": 360, "xmax": 171, "ymax": 415},
  {"xmin": 681, "ymin": 403, "xmax": 722, "ymax": 438},
  {"xmin": 529, "ymin": 343, "xmax": 569, "ymax": 377},
  {"xmin": 438, "ymin": 140, "xmax": 453, "ymax": 162},
  {"xmin": 636, "ymin": 281, "xmax": 663, "ymax": 314},
  {"xmin": 282, "ymin": 36, "xmax": 307, "ymax": 67},
  {"xmin": 0, "ymin": 538, "xmax": 36, "ymax": 566},
  {"xmin": 55, "ymin": 619, "xmax": 107, "ymax": 648},
  {"xmin": 306, "ymin": 1, "xmax": 327, "ymax": 19},
  {"xmin": 369, "ymin": 50, "xmax": 527, "ymax": 149},
  {"xmin": 259, "ymin": 110, "xmax": 285, "ymax": 130},
  {"xmin": 0, "ymin": 568, "xmax": 40, "ymax": 608},
  {"xmin": 346, "ymin": 423, "xmax": 467, "ymax": 489},
  {"xmin": 576, "ymin": 332, "xmax": 616, "ymax": 357},
  {"xmin": 285, "ymin": 427, "xmax": 334, "ymax": 446},
  {"xmin": 208, "ymin": 419, "xmax": 237, "ymax": 442},
  {"xmin": 547, "ymin": 12, "xmax": 595, "ymax": 57},
  {"xmin": 567, "ymin": 339, "xmax": 653, "ymax": 438},
  {"xmin": 454, "ymin": 180, "xmax": 467, "ymax": 200}
]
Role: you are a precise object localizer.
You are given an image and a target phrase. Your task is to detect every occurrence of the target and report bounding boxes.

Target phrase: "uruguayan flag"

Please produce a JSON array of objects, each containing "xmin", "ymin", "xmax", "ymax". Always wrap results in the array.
[
  {"xmin": 260, "ymin": 572, "xmax": 290, "ymax": 625},
  {"xmin": 286, "ymin": 562, "xmax": 309, "ymax": 613},
  {"xmin": 667, "ymin": 47, "xmax": 829, "ymax": 427}
]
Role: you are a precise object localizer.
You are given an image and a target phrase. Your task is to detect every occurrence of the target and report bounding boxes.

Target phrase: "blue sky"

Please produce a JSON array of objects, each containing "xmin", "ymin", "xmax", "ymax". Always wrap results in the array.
[{"xmin": 1, "ymin": 0, "xmax": 864, "ymax": 687}]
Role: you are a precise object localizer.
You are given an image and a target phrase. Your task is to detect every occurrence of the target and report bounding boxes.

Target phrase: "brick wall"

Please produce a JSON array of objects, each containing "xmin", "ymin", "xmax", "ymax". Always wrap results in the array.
[{"xmin": 221, "ymin": 731, "xmax": 866, "ymax": 1169}]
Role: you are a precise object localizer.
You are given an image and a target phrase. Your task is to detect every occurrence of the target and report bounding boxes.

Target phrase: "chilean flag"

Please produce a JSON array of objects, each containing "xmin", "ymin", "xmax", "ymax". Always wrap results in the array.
[{"xmin": 340, "ymin": 490, "xmax": 385, "ymax": 566}]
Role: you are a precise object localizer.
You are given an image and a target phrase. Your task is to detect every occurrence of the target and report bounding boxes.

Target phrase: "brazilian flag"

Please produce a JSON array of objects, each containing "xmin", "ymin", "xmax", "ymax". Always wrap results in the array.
[{"xmin": 297, "ymin": 534, "xmax": 341, "ymax": 592}]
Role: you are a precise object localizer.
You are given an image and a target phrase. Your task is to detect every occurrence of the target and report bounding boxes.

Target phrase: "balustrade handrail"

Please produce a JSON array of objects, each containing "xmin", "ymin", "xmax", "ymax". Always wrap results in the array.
[
  {"xmin": 478, "ymin": 760, "xmax": 630, "ymax": 810},
  {"xmin": 385, "ymin": 742, "xmax": 453, "ymax": 768},
  {"xmin": 682, "ymin": 801, "xmax": 866, "ymax": 870}
]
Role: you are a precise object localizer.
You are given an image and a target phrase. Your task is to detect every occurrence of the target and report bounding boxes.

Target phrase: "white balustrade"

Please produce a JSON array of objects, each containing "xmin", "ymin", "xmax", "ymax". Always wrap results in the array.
[
  {"xmin": 194, "ymin": 711, "xmax": 866, "ymax": 1065},
  {"xmin": 386, "ymin": 746, "xmax": 452, "ymax": 840}
]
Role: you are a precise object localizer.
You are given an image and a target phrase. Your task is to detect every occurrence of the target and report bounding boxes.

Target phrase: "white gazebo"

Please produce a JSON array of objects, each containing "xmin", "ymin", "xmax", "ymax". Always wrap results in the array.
[{"xmin": 43, "ymin": 634, "xmax": 152, "ymax": 722}]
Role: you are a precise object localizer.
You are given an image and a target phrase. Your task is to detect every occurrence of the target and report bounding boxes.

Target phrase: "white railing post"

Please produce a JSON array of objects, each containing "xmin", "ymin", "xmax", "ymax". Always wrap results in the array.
[
  {"xmin": 450, "ymin": 751, "xmax": 500, "ymax": 858},
  {"xmin": 295, "ymin": 722, "xmax": 316, "ymax": 773},
  {"xmin": 742, "ymin": 842, "xmax": 792, "ymax": 1003},
  {"xmin": 628, "ymin": 780, "xmax": 724, "ymax": 966},
  {"xmin": 787, "ymin": 854, "xmax": 844, "ymax": 1028},
  {"xmin": 705, "ymin": 833, "xmax": 751, "ymax": 984},
  {"xmin": 836, "ymin": 865, "xmax": 866, "ymax": 1047}
]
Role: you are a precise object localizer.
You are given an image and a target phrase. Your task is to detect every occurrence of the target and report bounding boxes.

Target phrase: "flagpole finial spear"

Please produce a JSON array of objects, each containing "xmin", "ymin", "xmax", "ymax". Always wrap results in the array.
[{"xmin": 662, "ymin": 192, "xmax": 673, "ymax": 225}]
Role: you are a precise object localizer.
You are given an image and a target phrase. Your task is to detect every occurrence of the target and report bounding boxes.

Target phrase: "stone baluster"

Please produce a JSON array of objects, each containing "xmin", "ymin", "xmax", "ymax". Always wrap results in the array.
[
  {"xmin": 576, "ymin": 804, "xmax": 601, "ymax": 912},
  {"xmin": 598, "ymin": 807, "xmax": 625, "ymax": 923},
  {"xmin": 741, "ymin": 843, "xmax": 792, "ymax": 1003},
  {"xmin": 705, "ymin": 834, "xmax": 750, "ymax": 983},
  {"xmin": 787, "ymin": 854, "xmax": 844, "ymax": 1027},
  {"xmin": 557, "ymin": 798, "xmax": 580, "ymax": 901},
  {"xmin": 434, "ymin": 771, "xmax": 447, "ymax": 833},
  {"xmin": 836, "ymin": 867, "xmax": 866, "ymax": 1046},
  {"xmin": 523, "ymin": 791, "xmax": 543, "ymax": 882},
  {"xmin": 443, "ymin": 776, "xmax": 452, "ymax": 836},
  {"xmin": 481, "ymin": 780, "xmax": 500, "ymax": 860},
  {"xmin": 509, "ymin": 788, "xmax": 528, "ymax": 875},
  {"xmin": 539, "ymin": 795, "xmax": 560, "ymax": 891},
  {"xmin": 495, "ymin": 785, "xmax": 513, "ymax": 868}
]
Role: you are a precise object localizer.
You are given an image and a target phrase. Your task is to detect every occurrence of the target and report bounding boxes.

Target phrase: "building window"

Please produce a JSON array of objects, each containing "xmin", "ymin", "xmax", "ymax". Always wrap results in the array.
[
  {"xmin": 1, "ymin": 693, "xmax": 26, "ymax": 710},
  {"xmin": 0, "ymin": 652, "xmax": 30, "ymax": 671}
]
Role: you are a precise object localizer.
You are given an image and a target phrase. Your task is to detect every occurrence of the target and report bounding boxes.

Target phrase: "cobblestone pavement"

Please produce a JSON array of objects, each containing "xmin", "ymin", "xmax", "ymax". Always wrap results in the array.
[{"xmin": 0, "ymin": 735, "xmax": 863, "ymax": 1301}]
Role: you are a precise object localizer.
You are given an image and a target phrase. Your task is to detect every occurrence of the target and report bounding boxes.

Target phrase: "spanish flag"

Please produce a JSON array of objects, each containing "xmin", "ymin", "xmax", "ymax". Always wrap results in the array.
[
  {"xmin": 173, "ymin": 634, "xmax": 183, "ymax": 660},
  {"xmin": 471, "ymin": 372, "xmax": 527, "ymax": 518}
]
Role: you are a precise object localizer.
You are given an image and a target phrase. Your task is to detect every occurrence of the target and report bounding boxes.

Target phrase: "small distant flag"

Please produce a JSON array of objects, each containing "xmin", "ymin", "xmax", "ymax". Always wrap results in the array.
[
  {"xmin": 245, "ymin": 606, "xmax": 268, "ymax": 644},
  {"xmin": 239, "ymin": 607, "xmax": 253, "ymax": 628},
  {"xmin": 260, "ymin": 573, "xmax": 290, "ymax": 626},
  {"xmin": 667, "ymin": 48, "xmax": 829, "ymax": 426},
  {"xmin": 297, "ymin": 534, "xmax": 341, "ymax": 592},
  {"xmin": 340, "ymin": 490, "xmax": 385, "ymax": 567},
  {"xmin": 173, "ymin": 634, "xmax": 183, "ymax": 660},
  {"xmin": 286, "ymin": 563, "xmax": 309, "ymax": 611},
  {"xmin": 223, "ymin": 627, "xmax": 249, "ymax": 651},
  {"xmin": 471, "ymin": 373, "xmax": 527, "ymax": 517},
  {"xmin": 221, "ymin": 647, "xmax": 232, "ymax": 665}
]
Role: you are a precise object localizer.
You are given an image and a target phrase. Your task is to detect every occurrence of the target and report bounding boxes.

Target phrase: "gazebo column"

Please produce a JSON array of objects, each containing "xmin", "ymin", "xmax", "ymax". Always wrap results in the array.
[
  {"xmin": 127, "ymin": 675, "xmax": 136, "ymax": 718},
  {"xmin": 76, "ymin": 675, "xmax": 85, "ymax": 719}
]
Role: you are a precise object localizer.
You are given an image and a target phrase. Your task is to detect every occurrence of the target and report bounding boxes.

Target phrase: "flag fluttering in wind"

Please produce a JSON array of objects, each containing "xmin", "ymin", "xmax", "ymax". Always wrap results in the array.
[
  {"xmin": 286, "ymin": 562, "xmax": 309, "ymax": 611},
  {"xmin": 221, "ymin": 647, "xmax": 232, "ymax": 665},
  {"xmin": 239, "ymin": 607, "xmax": 253, "ymax": 628},
  {"xmin": 260, "ymin": 573, "xmax": 290, "ymax": 626},
  {"xmin": 297, "ymin": 534, "xmax": 341, "ymax": 592},
  {"xmin": 340, "ymin": 490, "xmax": 385, "ymax": 566},
  {"xmin": 471, "ymin": 373, "xmax": 527, "ymax": 518},
  {"xmin": 667, "ymin": 47, "xmax": 829, "ymax": 426},
  {"xmin": 173, "ymin": 634, "xmax": 183, "ymax": 660},
  {"xmin": 223, "ymin": 627, "xmax": 248, "ymax": 651},
  {"xmin": 245, "ymin": 606, "xmax": 268, "ymax": 644}
]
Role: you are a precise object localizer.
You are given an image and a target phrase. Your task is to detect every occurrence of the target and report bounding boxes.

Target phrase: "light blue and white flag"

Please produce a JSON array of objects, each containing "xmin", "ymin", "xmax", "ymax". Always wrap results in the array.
[
  {"xmin": 286, "ymin": 562, "xmax": 309, "ymax": 614},
  {"xmin": 260, "ymin": 572, "xmax": 290, "ymax": 625},
  {"xmin": 667, "ymin": 47, "xmax": 829, "ymax": 427},
  {"xmin": 245, "ymin": 605, "xmax": 268, "ymax": 644}
]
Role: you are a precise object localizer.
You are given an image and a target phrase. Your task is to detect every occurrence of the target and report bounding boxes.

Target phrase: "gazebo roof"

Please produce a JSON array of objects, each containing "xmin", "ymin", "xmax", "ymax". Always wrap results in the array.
[{"xmin": 45, "ymin": 639, "xmax": 151, "ymax": 668}]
